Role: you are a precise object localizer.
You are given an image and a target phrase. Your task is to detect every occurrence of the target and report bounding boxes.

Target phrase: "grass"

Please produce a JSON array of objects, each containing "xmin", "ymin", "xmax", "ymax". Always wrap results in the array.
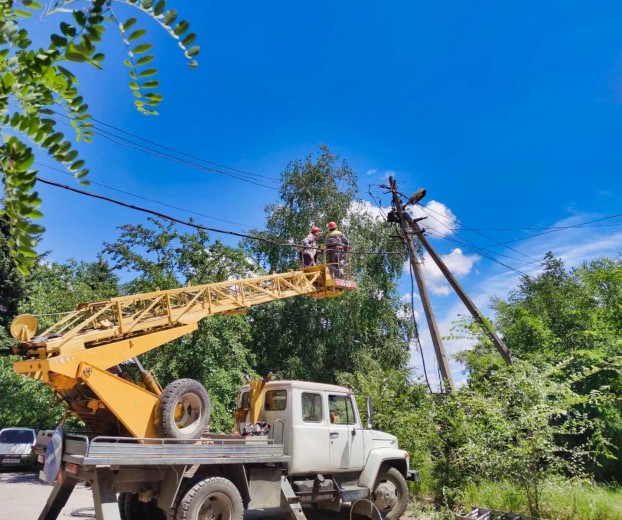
[{"xmin": 457, "ymin": 479, "xmax": 622, "ymax": 520}]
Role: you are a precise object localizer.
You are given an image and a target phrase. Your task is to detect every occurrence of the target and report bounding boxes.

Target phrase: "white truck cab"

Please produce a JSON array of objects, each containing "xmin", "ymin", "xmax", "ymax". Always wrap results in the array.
[{"xmin": 236, "ymin": 380, "xmax": 417, "ymax": 518}]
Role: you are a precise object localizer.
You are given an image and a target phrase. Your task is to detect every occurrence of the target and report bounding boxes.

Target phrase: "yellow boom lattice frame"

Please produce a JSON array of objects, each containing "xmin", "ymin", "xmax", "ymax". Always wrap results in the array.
[{"xmin": 11, "ymin": 266, "xmax": 356, "ymax": 439}]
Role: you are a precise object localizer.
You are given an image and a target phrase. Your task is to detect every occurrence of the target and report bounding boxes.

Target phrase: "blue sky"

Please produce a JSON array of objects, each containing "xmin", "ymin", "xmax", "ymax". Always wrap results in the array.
[{"xmin": 28, "ymin": 1, "xmax": 622, "ymax": 388}]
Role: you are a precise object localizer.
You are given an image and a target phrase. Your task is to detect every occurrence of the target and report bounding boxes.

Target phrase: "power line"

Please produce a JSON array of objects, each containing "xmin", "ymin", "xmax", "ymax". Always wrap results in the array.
[
  {"xmin": 418, "ymin": 206, "xmax": 530, "ymax": 276},
  {"xmin": 36, "ymin": 162, "xmax": 255, "ymax": 229},
  {"xmin": 420, "ymin": 203, "xmax": 540, "ymax": 263},
  {"xmin": 49, "ymin": 115, "xmax": 279, "ymax": 191},
  {"xmin": 409, "ymin": 261, "xmax": 433, "ymax": 393},
  {"xmin": 89, "ymin": 115, "xmax": 279, "ymax": 182},
  {"xmin": 477, "ymin": 212, "xmax": 622, "ymax": 250},
  {"xmin": 36, "ymin": 177, "xmax": 403, "ymax": 256}
]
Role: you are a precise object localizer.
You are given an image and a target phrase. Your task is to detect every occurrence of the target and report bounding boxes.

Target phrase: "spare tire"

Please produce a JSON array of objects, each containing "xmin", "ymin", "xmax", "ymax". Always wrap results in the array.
[{"xmin": 158, "ymin": 379, "xmax": 210, "ymax": 440}]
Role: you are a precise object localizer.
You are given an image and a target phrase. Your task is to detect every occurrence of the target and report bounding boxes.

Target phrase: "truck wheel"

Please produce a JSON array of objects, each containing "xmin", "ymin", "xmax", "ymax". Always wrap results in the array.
[
  {"xmin": 177, "ymin": 477, "xmax": 244, "ymax": 520},
  {"xmin": 372, "ymin": 467, "xmax": 409, "ymax": 519},
  {"xmin": 159, "ymin": 379, "xmax": 211, "ymax": 440},
  {"xmin": 121, "ymin": 492, "xmax": 166, "ymax": 520}
]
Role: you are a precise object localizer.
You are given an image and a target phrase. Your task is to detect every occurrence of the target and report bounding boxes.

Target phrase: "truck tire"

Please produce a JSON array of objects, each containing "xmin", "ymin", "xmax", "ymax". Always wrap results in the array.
[
  {"xmin": 177, "ymin": 477, "xmax": 244, "ymax": 520},
  {"xmin": 121, "ymin": 492, "xmax": 166, "ymax": 520},
  {"xmin": 372, "ymin": 467, "xmax": 409, "ymax": 519},
  {"xmin": 158, "ymin": 379, "xmax": 211, "ymax": 440}
]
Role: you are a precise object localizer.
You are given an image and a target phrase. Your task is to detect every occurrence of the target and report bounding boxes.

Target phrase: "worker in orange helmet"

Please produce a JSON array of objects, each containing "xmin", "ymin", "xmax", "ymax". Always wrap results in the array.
[
  {"xmin": 325, "ymin": 221, "xmax": 349, "ymax": 278},
  {"xmin": 300, "ymin": 225, "xmax": 323, "ymax": 267}
]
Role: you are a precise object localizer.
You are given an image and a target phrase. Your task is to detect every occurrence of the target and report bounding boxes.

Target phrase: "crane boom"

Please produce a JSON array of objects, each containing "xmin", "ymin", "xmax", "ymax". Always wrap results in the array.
[{"xmin": 9, "ymin": 265, "xmax": 356, "ymax": 440}]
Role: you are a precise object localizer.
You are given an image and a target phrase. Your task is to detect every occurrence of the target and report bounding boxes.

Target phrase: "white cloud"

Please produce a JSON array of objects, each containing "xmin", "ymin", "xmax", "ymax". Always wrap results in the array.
[
  {"xmin": 383, "ymin": 170, "xmax": 396, "ymax": 180},
  {"xmin": 366, "ymin": 169, "xmax": 377, "ymax": 176},
  {"xmin": 407, "ymin": 248, "xmax": 481, "ymax": 296},
  {"xmin": 408, "ymin": 200, "xmax": 459, "ymax": 236},
  {"xmin": 350, "ymin": 200, "xmax": 389, "ymax": 221}
]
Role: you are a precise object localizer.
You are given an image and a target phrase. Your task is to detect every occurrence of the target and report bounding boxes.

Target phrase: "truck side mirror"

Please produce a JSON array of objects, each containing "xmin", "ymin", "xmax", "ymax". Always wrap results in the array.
[{"xmin": 366, "ymin": 396, "xmax": 373, "ymax": 430}]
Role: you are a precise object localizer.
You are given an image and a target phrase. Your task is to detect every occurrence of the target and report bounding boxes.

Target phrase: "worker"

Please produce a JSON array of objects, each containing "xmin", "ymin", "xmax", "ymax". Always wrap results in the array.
[
  {"xmin": 325, "ymin": 221, "xmax": 349, "ymax": 278},
  {"xmin": 300, "ymin": 226, "xmax": 322, "ymax": 267}
]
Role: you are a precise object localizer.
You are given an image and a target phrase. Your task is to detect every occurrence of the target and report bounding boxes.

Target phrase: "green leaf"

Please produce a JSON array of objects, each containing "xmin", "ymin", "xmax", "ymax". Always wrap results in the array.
[
  {"xmin": 186, "ymin": 46, "xmax": 200, "ymax": 57},
  {"xmin": 138, "ymin": 68, "xmax": 157, "ymax": 78},
  {"xmin": 92, "ymin": 53, "xmax": 105, "ymax": 63},
  {"xmin": 153, "ymin": 0, "xmax": 166, "ymax": 16},
  {"xmin": 27, "ymin": 209, "xmax": 43, "ymax": 219},
  {"xmin": 122, "ymin": 18, "xmax": 138, "ymax": 32},
  {"xmin": 132, "ymin": 43, "xmax": 153, "ymax": 54},
  {"xmin": 66, "ymin": 52, "xmax": 87, "ymax": 62},
  {"xmin": 128, "ymin": 29, "xmax": 146, "ymax": 42},
  {"xmin": 14, "ymin": 9, "xmax": 33, "ymax": 18},
  {"xmin": 136, "ymin": 55, "xmax": 154, "ymax": 66},
  {"xmin": 174, "ymin": 21, "xmax": 189, "ymax": 36},
  {"xmin": 142, "ymin": 80, "xmax": 159, "ymax": 89},
  {"xmin": 15, "ymin": 154, "xmax": 34, "ymax": 170},
  {"xmin": 163, "ymin": 9, "xmax": 177, "ymax": 26},
  {"xmin": 60, "ymin": 22, "xmax": 77, "ymax": 38},
  {"xmin": 50, "ymin": 34, "xmax": 68, "ymax": 47},
  {"xmin": 22, "ymin": 0, "xmax": 43, "ymax": 8},
  {"xmin": 181, "ymin": 33, "xmax": 196, "ymax": 47},
  {"xmin": 73, "ymin": 10, "xmax": 87, "ymax": 26},
  {"xmin": 70, "ymin": 160, "xmax": 85, "ymax": 172},
  {"xmin": 141, "ymin": 0, "xmax": 154, "ymax": 9},
  {"xmin": 2, "ymin": 72, "xmax": 15, "ymax": 89}
]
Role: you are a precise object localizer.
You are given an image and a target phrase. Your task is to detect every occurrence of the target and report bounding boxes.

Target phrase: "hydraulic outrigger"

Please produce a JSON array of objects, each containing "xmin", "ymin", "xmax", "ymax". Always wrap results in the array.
[{"xmin": 9, "ymin": 265, "xmax": 356, "ymax": 441}]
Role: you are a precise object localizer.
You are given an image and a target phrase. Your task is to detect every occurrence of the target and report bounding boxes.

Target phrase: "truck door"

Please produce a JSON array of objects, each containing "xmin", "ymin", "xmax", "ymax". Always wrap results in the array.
[{"xmin": 327, "ymin": 393, "xmax": 364, "ymax": 470}]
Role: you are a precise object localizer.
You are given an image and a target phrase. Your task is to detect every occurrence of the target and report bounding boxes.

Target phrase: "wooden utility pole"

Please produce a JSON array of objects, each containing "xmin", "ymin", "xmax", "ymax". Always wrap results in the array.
[
  {"xmin": 389, "ymin": 177, "xmax": 455, "ymax": 391},
  {"xmin": 386, "ymin": 177, "xmax": 513, "ymax": 367},
  {"xmin": 407, "ymin": 216, "xmax": 513, "ymax": 365}
]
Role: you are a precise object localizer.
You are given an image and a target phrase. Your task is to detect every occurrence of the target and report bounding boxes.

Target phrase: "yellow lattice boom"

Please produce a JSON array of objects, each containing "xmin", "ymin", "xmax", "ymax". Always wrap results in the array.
[{"xmin": 10, "ymin": 266, "xmax": 356, "ymax": 439}]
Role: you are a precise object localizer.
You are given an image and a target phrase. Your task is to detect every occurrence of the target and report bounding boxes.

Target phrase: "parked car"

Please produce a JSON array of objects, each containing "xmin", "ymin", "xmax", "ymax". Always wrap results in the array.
[{"xmin": 0, "ymin": 427, "xmax": 37, "ymax": 469}]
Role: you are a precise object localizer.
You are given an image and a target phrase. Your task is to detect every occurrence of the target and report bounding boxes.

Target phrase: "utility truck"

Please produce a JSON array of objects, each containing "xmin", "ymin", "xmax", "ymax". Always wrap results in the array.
[{"xmin": 9, "ymin": 264, "xmax": 416, "ymax": 519}]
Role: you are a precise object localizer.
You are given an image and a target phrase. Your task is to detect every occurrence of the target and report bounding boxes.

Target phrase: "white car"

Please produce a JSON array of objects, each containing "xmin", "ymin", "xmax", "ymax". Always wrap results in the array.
[{"xmin": 0, "ymin": 427, "xmax": 37, "ymax": 469}]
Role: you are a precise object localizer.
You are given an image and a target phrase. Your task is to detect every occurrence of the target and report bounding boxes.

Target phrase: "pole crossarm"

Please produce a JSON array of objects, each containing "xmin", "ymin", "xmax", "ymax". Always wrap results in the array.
[{"xmin": 12, "ymin": 268, "xmax": 336, "ymax": 361}]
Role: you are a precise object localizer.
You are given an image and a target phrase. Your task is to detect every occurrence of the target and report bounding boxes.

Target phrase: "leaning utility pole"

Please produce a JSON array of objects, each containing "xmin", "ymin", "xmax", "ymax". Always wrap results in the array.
[
  {"xmin": 386, "ymin": 177, "xmax": 513, "ymax": 368},
  {"xmin": 388, "ymin": 177, "xmax": 455, "ymax": 391}
]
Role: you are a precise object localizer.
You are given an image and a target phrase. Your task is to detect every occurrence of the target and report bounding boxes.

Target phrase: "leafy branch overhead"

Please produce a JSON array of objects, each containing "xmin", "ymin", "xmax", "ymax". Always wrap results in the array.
[{"xmin": 0, "ymin": 0, "xmax": 199, "ymax": 273}]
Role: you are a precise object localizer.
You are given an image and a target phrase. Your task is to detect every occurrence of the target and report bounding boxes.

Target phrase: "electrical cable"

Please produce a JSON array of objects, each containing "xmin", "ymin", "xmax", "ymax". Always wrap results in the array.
[
  {"xmin": 418, "ymin": 206, "xmax": 529, "ymax": 277},
  {"xmin": 420, "ymin": 203, "xmax": 540, "ymax": 263},
  {"xmin": 89, "ymin": 115, "xmax": 279, "ymax": 182},
  {"xmin": 36, "ymin": 177, "xmax": 404, "ymax": 256},
  {"xmin": 35, "ymin": 162, "xmax": 255, "ymax": 229},
  {"xmin": 476, "ymin": 212, "xmax": 622, "ymax": 250},
  {"xmin": 409, "ymin": 260, "xmax": 433, "ymax": 393},
  {"xmin": 49, "ymin": 116, "xmax": 279, "ymax": 190}
]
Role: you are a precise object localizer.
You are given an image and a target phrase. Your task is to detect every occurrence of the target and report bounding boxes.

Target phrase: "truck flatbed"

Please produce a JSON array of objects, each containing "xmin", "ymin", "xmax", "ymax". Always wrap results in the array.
[{"xmin": 58, "ymin": 433, "xmax": 289, "ymax": 467}]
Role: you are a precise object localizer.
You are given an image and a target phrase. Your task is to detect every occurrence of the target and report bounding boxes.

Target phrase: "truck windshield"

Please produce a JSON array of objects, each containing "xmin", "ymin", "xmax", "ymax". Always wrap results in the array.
[{"xmin": 0, "ymin": 429, "xmax": 35, "ymax": 444}]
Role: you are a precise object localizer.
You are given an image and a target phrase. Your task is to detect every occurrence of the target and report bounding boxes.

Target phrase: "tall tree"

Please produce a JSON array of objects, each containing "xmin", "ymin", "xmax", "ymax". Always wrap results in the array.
[
  {"xmin": 245, "ymin": 146, "xmax": 411, "ymax": 382},
  {"xmin": 466, "ymin": 252, "xmax": 622, "ymax": 482}
]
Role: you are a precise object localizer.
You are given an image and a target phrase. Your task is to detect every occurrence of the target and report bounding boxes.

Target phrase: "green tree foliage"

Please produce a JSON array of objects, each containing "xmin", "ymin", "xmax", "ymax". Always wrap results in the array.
[
  {"xmin": 103, "ymin": 217, "xmax": 260, "ymax": 431},
  {"xmin": 432, "ymin": 360, "xmax": 608, "ymax": 516},
  {"xmin": 0, "ymin": 212, "xmax": 24, "ymax": 329},
  {"xmin": 0, "ymin": 351, "xmax": 66, "ymax": 428},
  {"xmin": 0, "ymin": 251, "xmax": 118, "ymax": 428},
  {"xmin": 245, "ymin": 146, "xmax": 412, "ymax": 382},
  {"xmin": 337, "ymin": 358, "xmax": 435, "ymax": 470},
  {"xmin": 0, "ymin": 0, "xmax": 198, "ymax": 273},
  {"xmin": 488, "ymin": 252, "xmax": 622, "ymax": 481}
]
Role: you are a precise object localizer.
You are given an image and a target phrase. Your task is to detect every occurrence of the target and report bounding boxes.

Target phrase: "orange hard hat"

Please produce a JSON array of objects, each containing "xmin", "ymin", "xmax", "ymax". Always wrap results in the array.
[
  {"xmin": 311, "ymin": 226, "xmax": 321, "ymax": 234},
  {"xmin": 327, "ymin": 221, "xmax": 337, "ymax": 230}
]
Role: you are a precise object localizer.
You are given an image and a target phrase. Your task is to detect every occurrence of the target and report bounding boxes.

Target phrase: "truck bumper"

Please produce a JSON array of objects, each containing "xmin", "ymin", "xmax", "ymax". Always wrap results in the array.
[{"xmin": 406, "ymin": 470, "xmax": 420, "ymax": 482}]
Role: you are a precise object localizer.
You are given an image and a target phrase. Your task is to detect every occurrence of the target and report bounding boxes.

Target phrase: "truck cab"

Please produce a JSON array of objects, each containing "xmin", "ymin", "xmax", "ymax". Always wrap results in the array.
[{"xmin": 236, "ymin": 380, "xmax": 415, "ymax": 517}]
